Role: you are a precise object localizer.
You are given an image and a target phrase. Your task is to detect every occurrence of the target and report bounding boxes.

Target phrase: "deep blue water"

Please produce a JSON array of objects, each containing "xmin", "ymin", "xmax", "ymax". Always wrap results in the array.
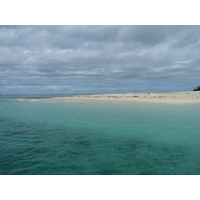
[{"xmin": 1, "ymin": 94, "xmax": 200, "ymax": 175}]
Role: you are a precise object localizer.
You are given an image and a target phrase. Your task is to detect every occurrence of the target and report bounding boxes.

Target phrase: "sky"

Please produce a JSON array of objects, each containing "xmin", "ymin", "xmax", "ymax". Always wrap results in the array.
[{"xmin": 0, "ymin": 25, "xmax": 200, "ymax": 94}]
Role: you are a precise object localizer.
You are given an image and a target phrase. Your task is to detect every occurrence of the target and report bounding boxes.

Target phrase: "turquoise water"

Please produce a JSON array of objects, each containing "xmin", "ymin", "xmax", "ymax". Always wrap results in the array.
[{"xmin": 1, "ymin": 94, "xmax": 200, "ymax": 175}]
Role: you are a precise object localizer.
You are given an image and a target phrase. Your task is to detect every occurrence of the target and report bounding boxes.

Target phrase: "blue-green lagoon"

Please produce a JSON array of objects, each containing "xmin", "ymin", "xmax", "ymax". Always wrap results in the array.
[{"xmin": 1, "ymin": 94, "xmax": 200, "ymax": 175}]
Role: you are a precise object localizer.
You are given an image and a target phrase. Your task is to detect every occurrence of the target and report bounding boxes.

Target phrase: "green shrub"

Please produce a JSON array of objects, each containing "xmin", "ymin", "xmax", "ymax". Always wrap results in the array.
[{"xmin": 193, "ymin": 85, "xmax": 200, "ymax": 91}]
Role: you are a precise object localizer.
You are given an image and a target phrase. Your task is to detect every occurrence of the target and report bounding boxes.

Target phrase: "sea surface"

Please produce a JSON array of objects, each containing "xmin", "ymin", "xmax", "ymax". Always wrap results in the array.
[{"xmin": 1, "ymin": 94, "xmax": 200, "ymax": 175}]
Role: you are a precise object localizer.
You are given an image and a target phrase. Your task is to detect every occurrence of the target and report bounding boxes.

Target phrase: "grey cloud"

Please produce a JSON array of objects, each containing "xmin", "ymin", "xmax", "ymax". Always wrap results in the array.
[
  {"xmin": 1, "ymin": 25, "xmax": 200, "ymax": 94},
  {"xmin": 131, "ymin": 25, "xmax": 167, "ymax": 46}
]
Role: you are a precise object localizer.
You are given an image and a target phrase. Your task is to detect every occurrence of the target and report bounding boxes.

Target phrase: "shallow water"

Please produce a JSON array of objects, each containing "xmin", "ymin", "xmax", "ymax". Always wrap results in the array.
[{"xmin": 1, "ymin": 94, "xmax": 200, "ymax": 175}]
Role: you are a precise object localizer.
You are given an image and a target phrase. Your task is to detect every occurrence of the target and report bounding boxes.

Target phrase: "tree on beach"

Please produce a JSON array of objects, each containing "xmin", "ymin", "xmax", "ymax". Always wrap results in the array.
[{"xmin": 193, "ymin": 85, "xmax": 200, "ymax": 91}]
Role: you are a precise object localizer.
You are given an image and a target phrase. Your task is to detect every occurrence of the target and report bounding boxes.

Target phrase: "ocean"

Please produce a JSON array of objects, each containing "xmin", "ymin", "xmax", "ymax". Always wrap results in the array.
[{"xmin": 1, "ymin": 94, "xmax": 200, "ymax": 175}]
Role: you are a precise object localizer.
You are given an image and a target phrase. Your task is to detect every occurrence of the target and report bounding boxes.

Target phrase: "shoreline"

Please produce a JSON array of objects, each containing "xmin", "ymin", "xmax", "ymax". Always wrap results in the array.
[{"xmin": 52, "ymin": 91, "xmax": 200, "ymax": 104}]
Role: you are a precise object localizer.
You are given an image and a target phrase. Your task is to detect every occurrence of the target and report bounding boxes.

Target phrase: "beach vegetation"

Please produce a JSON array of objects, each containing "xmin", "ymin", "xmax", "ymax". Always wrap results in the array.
[{"xmin": 193, "ymin": 85, "xmax": 200, "ymax": 91}]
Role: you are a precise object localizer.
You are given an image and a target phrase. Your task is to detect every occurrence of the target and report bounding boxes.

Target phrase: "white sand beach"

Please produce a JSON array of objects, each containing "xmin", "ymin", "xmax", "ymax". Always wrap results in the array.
[{"xmin": 53, "ymin": 91, "xmax": 200, "ymax": 104}]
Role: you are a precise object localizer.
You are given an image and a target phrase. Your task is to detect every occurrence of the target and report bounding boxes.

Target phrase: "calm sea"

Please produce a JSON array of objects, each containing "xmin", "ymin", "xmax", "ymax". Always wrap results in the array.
[{"xmin": 1, "ymin": 94, "xmax": 200, "ymax": 175}]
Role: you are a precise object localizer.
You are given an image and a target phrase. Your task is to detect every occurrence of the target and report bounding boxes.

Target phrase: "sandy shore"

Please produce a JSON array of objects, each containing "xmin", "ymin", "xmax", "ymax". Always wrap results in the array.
[{"xmin": 53, "ymin": 91, "xmax": 200, "ymax": 104}]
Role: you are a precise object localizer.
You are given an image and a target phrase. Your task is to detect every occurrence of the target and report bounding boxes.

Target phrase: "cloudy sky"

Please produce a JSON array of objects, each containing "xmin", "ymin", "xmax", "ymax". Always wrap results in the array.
[{"xmin": 0, "ymin": 25, "xmax": 200, "ymax": 94}]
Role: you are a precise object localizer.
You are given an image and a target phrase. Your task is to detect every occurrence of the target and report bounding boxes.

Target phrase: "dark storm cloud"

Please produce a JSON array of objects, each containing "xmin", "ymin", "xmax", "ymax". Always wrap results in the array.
[{"xmin": 0, "ymin": 25, "xmax": 200, "ymax": 94}]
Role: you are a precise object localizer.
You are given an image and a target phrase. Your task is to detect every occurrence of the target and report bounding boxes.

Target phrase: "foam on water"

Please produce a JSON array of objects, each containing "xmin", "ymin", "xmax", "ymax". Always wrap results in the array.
[
  {"xmin": 1, "ymin": 94, "xmax": 200, "ymax": 174},
  {"xmin": 15, "ymin": 99, "xmax": 25, "ymax": 101}
]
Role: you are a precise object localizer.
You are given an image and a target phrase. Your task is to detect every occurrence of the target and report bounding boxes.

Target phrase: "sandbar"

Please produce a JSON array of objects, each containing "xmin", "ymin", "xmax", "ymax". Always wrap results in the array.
[{"xmin": 52, "ymin": 91, "xmax": 200, "ymax": 104}]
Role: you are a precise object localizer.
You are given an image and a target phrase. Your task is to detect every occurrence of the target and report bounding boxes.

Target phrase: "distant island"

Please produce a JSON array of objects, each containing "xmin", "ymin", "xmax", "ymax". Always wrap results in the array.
[{"xmin": 0, "ymin": 94, "xmax": 3, "ymax": 96}]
